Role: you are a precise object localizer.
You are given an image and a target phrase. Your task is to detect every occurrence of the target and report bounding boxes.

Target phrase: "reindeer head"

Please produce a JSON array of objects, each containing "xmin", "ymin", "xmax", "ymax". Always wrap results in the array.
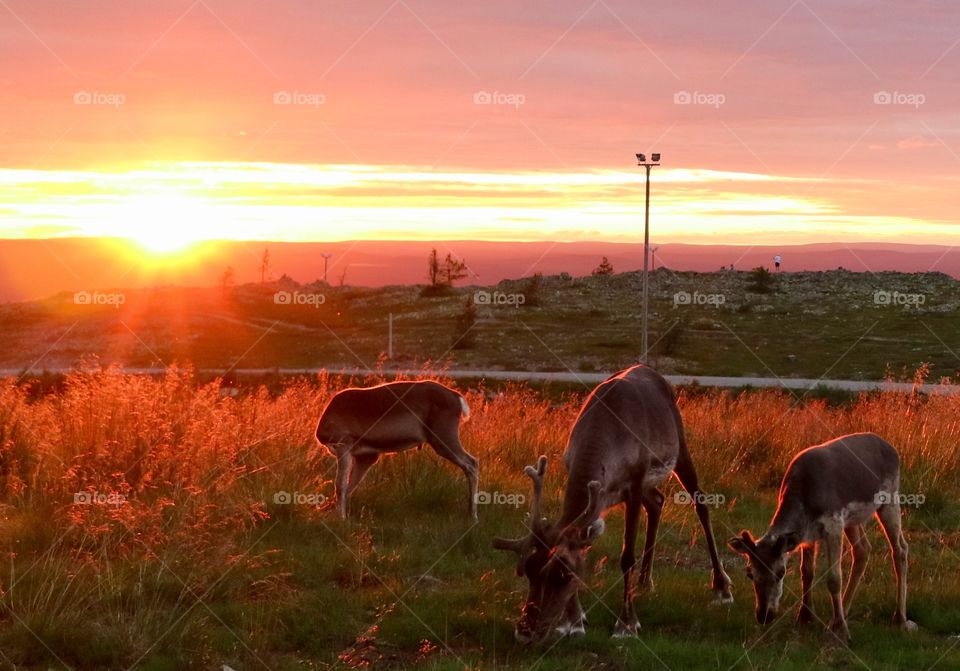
[
  {"xmin": 728, "ymin": 530, "xmax": 799, "ymax": 624},
  {"xmin": 493, "ymin": 456, "xmax": 605, "ymax": 644}
]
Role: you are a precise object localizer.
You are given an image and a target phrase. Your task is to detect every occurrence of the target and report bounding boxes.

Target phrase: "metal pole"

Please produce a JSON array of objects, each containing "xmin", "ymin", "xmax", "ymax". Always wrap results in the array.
[{"xmin": 641, "ymin": 164, "xmax": 651, "ymax": 362}]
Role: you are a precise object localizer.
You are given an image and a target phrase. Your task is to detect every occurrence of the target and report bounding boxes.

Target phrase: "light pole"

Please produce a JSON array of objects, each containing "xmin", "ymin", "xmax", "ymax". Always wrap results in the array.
[
  {"xmin": 636, "ymin": 152, "xmax": 660, "ymax": 363},
  {"xmin": 321, "ymin": 253, "xmax": 333, "ymax": 284}
]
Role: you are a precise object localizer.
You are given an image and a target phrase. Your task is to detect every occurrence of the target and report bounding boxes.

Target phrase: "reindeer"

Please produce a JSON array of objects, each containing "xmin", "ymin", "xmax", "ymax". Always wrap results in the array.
[
  {"xmin": 315, "ymin": 380, "xmax": 477, "ymax": 519},
  {"xmin": 493, "ymin": 365, "xmax": 733, "ymax": 643},
  {"xmin": 728, "ymin": 432, "xmax": 917, "ymax": 643}
]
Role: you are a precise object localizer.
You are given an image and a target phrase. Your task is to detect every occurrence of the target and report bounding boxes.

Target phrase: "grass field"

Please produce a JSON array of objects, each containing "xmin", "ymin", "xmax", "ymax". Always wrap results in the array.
[
  {"xmin": 3, "ymin": 268, "xmax": 959, "ymax": 381},
  {"xmin": 0, "ymin": 368, "xmax": 958, "ymax": 669}
]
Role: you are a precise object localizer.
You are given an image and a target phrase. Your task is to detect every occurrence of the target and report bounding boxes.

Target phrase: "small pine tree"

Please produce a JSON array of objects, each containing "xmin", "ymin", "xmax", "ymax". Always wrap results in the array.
[
  {"xmin": 592, "ymin": 257, "xmax": 615, "ymax": 276},
  {"xmin": 220, "ymin": 266, "xmax": 235, "ymax": 298},
  {"xmin": 748, "ymin": 266, "xmax": 774, "ymax": 293},
  {"xmin": 452, "ymin": 296, "xmax": 477, "ymax": 349},
  {"xmin": 440, "ymin": 253, "xmax": 468, "ymax": 286},
  {"xmin": 522, "ymin": 272, "xmax": 543, "ymax": 307}
]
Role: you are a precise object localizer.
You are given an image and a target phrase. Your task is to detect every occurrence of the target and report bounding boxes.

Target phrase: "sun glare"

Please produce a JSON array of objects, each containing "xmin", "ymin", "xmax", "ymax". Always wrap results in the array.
[{"xmin": 118, "ymin": 195, "xmax": 210, "ymax": 254}]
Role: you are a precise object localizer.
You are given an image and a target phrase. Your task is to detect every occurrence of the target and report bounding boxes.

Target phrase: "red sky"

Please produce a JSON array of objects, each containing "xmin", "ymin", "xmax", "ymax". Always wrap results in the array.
[{"xmin": 1, "ymin": 1, "xmax": 959, "ymax": 246}]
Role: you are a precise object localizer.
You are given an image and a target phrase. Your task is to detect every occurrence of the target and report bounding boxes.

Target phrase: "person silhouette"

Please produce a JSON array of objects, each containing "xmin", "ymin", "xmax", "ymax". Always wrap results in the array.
[{"xmin": 774, "ymin": 254, "xmax": 782, "ymax": 272}]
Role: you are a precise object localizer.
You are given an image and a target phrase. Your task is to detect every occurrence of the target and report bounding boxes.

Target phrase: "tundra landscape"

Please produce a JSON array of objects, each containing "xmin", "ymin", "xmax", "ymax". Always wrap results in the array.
[{"xmin": 4, "ymin": 0, "xmax": 960, "ymax": 668}]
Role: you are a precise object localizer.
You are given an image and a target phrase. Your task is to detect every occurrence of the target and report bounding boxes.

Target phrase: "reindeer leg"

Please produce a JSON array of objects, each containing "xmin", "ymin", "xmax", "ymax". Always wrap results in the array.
[
  {"xmin": 797, "ymin": 543, "xmax": 817, "ymax": 625},
  {"xmin": 638, "ymin": 488, "xmax": 664, "ymax": 593},
  {"xmin": 335, "ymin": 450, "xmax": 354, "ymax": 519},
  {"xmin": 559, "ymin": 594, "xmax": 586, "ymax": 636},
  {"xmin": 843, "ymin": 524, "xmax": 871, "ymax": 619},
  {"xmin": 347, "ymin": 453, "xmax": 380, "ymax": 496},
  {"xmin": 426, "ymin": 428, "xmax": 479, "ymax": 520},
  {"xmin": 673, "ymin": 449, "xmax": 733, "ymax": 602},
  {"xmin": 823, "ymin": 530, "xmax": 850, "ymax": 644},
  {"xmin": 876, "ymin": 502, "xmax": 917, "ymax": 631},
  {"xmin": 613, "ymin": 495, "xmax": 642, "ymax": 638}
]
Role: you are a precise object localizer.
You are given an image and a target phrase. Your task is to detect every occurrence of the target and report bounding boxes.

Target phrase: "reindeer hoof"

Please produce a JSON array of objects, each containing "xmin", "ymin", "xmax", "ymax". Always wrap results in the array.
[
  {"xmin": 826, "ymin": 622, "xmax": 851, "ymax": 646},
  {"xmin": 712, "ymin": 590, "xmax": 734, "ymax": 605},
  {"xmin": 796, "ymin": 607, "xmax": 814, "ymax": 625},
  {"xmin": 568, "ymin": 623, "xmax": 586, "ymax": 637},
  {"xmin": 899, "ymin": 619, "xmax": 918, "ymax": 632},
  {"xmin": 612, "ymin": 620, "xmax": 640, "ymax": 638}
]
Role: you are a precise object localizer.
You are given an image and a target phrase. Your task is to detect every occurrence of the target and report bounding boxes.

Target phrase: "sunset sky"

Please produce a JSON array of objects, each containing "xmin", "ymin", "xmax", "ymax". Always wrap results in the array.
[{"xmin": 2, "ymin": 0, "xmax": 959, "ymax": 247}]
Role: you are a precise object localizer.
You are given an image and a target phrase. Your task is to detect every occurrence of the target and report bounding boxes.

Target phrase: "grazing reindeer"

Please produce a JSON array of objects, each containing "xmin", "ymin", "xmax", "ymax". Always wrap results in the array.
[
  {"xmin": 493, "ymin": 365, "xmax": 733, "ymax": 643},
  {"xmin": 315, "ymin": 380, "xmax": 477, "ymax": 519},
  {"xmin": 728, "ymin": 432, "xmax": 917, "ymax": 642}
]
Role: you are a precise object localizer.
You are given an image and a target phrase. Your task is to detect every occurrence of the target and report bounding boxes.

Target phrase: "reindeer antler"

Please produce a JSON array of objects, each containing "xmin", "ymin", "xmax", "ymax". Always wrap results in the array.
[
  {"xmin": 567, "ymin": 480, "xmax": 605, "ymax": 531},
  {"xmin": 523, "ymin": 455, "xmax": 548, "ymax": 534},
  {"xmin": 492, "ymin": 455, "xmax": 550, "ymax": 575}
]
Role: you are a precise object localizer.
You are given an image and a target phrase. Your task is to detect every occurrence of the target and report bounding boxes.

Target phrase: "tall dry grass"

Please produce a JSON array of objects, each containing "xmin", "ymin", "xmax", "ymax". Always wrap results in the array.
[
  {"xmin": 0, "ymin": 366, "xmax": 956, "ymax": 556},
  {"xmin": 0, "ymin": 366, "xmax": 958, "ymax": 664}
]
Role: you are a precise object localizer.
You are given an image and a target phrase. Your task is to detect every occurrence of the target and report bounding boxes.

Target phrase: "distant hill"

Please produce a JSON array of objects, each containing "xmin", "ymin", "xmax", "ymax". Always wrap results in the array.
[
  {"xmin": 0, "ymin": 238, "xmax": 957, "ymax": 303},
  {"xmin": 1, "ymin": 268, "xmax": 957, "ymax": 381}
]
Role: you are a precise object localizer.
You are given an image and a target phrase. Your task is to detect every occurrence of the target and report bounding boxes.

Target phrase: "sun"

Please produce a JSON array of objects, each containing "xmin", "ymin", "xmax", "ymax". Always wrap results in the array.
[{"xmin": 118, "ymin": 195, "xmax": 211, "ymax": 254}]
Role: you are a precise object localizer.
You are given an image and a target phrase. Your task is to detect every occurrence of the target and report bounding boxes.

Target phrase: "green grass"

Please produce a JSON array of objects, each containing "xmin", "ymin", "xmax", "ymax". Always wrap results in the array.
[
  {"xmin": 3, "ymin": 269, "xmax": 959, "ymax": 380},
  {"xmin": 0, "ymin": 371, "xmax": 958, "ymax": 669}
]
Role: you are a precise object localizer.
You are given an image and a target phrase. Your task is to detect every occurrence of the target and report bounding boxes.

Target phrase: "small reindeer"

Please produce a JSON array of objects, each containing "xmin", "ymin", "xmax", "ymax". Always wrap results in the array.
[
  {"xmin": 315, "ymin": 380, "xmax": 477, "ymax": 519},
  {"xmin": 493, "ymin": 365, "xmax": 732, "ymax": 643},
  {"xmin": 728, "ymin": 432, "xmax": 917, "ymax": 642}
]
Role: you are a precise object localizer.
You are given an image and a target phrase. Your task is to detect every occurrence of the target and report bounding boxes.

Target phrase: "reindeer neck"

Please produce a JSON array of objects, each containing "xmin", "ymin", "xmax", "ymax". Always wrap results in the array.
[{"xmin": 768, "ymin": 494, "xmax": 808, "ymax": 540}]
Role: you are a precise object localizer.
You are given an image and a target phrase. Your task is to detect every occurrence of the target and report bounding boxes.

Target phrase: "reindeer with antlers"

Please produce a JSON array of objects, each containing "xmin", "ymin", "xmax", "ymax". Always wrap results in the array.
[{"xmin": 493, "ymin": 365, "xmax": 733, "ymax": 643}]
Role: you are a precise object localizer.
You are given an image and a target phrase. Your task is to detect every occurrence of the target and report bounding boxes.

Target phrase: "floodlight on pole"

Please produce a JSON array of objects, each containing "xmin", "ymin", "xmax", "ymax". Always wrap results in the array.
[{"xmin": 636, "ymin": 151, "xmax": 660, "ymax": 362}]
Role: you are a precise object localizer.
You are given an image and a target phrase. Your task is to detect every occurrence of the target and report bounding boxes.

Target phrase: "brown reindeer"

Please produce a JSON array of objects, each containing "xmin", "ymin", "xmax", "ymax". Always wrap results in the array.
[
  {"xmin": 494, "ymin": 365, "xmax": 732, "ymax": 642},
  {"xmin": 315, "ymin": 380, "xmax": 477, "ymax": 519},
  {"xmin": 728, "ymin": 432, "xmax": 917, "ymax": 643}
]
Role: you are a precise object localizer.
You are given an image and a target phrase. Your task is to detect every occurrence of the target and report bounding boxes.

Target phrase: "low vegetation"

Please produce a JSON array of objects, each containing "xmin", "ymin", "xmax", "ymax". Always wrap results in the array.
[
  {"xmin": 1, "ymin": 269, "xmax": 958, "ymax": 380},
  {"xmin": 0, "ymin": 367, "xmax": 957, "ymax": 669}
]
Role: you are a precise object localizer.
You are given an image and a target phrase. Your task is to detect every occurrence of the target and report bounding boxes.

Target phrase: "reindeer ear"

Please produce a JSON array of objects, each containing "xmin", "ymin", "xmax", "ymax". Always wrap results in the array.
[
  {"xmin": 581, "ymin": 517, "xmax": 605, "ymax": 543},
  {"xmin": 728, "ymin": 530, "xmax": 756, "ymax": 555}
]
